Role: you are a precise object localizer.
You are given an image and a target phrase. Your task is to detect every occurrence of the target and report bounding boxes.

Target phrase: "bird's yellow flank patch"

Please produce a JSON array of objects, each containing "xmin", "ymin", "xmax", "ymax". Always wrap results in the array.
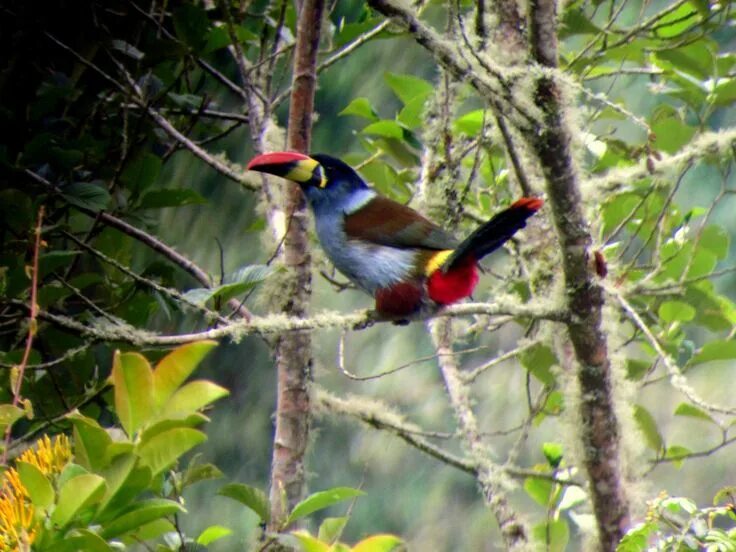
[{"xmin": 424, "ymin": 250, "xmax": 453, "ymax": 276}]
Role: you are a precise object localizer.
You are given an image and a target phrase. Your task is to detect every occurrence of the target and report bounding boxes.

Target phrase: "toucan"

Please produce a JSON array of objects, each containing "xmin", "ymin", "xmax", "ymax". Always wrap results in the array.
[{"xmin": 247, "ymin": 152, "xmax": 543, "ymax": 318}]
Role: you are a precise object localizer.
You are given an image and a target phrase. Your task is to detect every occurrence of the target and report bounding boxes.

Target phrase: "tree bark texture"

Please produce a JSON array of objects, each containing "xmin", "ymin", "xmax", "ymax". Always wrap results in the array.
[
  {"xmin": 268, "ymin": 0, "xmax": 324, "ymax": 531},
  {"xmin": 527, "ymin": 1, "xmax": 630, "ymax": 549}
]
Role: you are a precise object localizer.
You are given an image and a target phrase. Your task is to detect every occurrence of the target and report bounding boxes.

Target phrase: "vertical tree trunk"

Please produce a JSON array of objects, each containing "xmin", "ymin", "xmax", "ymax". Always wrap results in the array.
[
  {"xmin": 268, "ymin": 0, "xmax": 325, "ymax": 531},
  {"xmin": 527, "ymin": 1, "xmax": 630, "ymax": 548}
]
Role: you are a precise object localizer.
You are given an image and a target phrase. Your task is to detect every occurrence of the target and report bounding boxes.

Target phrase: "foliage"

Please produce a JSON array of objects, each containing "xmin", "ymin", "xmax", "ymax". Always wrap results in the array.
[{"xmin": 0, "ymin": 0, "xmax": 735, "ymax": 550}]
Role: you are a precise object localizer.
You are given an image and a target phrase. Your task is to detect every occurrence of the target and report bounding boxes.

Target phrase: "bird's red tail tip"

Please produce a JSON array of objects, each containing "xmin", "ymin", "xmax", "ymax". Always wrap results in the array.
[{"xmin": 511, "ymin": 197, "xmax": 544, "ymax": 212}]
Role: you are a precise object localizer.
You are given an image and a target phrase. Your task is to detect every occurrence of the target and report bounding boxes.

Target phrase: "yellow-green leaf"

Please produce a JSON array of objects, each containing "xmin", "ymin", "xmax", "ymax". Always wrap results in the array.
[
  {"xmin": 152, "ymin": 341, "xmax": 217, "ymax": 408},
  {"xmin": 291, "ymin": 530, "xmax": 331, "ymax": 552},
  {"xmin": 70, "ymin": 413, "xmax": 113, "ymax": 472},
  {"xmin": 351, "ymin": 534, "xmax": 404, "ymax": 552},
  {"xmin": 162, "ymin": 380, "xmax": 229, "ymax": 417},
  {"xmin": 0, "ymin": 404, "xmax": 23, "ymax": 433},
  {"xmin": 287, "ymin": 487, "xmax": 364, "ymax": 525},
  {"xmin": 17, "ymin": 461, "xmax": 54, "ymax": 509},
  {"xmin": 51, "ymin": 473, "xmax": 107, "ymax": 528},
  {"xmin": 136, "ymin": 427, "xmax": 206, "ymax": 476},
  {"xmin": 112, "ymin": 351, "xmax": 154, "ymax": 436},
  {"xmin": 100, "ymin": 498, "xmax": 184, "ymax": 539},
  {"xmin": 197, "ymin": 525, "xmax": 233, "ymax": 546}
]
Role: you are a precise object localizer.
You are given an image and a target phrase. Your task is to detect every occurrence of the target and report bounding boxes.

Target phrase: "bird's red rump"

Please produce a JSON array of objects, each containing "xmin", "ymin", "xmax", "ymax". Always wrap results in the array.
[
  {"xmin": 375, "ymin": 282, "xmax": 424, "ymax": 316},
  {"xmin": 246, "ymin": 151, "xmax": 310, "ymax": 170},
  {"xmin": 427, "ymin": 257, "xmax": 479, "ymax": 305},
  {"xmin": 511, "ymin": 197, "xmax": 544, "ymax": 212}
]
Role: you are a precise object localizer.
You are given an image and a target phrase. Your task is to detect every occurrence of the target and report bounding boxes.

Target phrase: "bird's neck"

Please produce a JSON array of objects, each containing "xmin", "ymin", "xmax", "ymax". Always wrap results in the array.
[{"xmin": 304, "ymin": 183, "xmax": 376, "ymax": 217}]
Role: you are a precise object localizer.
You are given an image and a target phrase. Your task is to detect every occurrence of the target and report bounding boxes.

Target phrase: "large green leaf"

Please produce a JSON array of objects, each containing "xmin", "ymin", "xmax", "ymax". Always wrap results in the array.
[
  {"xmin": 287, "ymin": 487, "xmax": 365, "ymax": 525},
  {"xmin": 161, "ymin": 380, "xmax": 229, "ymax": 417},
  {"xmin": 689, "ymin": 340, "xmax": 736, "ymax": 366},
  {"xmin": 197, "ymin": 525, "xmax": 233, "ymax": 546},
  {"xmin": 112, "ymin": 351, "xmax": 154, "ymax": 436},
  {"xmin": 51, "ymin": 473, "xmax": 107, "ymax": 528},
  {"xmin": 100, "ymin": 498, "xmax": 185, "ymax": 539},
  {"xmin": 384, "ymin": 73, "xmax": 433, "ymax": 104},
  {"xmin": 152, "ymin": 341, "xmax": 217, "ymax": 408},
  {"xmin": 48, "ymin": 529, "xmax": 113, "ymax": 552},
  {"xmin": 339, "ymin": 98, "xmax": 379, "ymax": 121},
  {"xmin": 351, "ymin": 534, "xmax": 404, "ymax": 552},
  {"xmin": 218, "ymin": 482, "xmax": 270, "ymax": 523},
  {"xmin": 659, "ymin": 300, "xmax": 696, "ymax": 323},
  {"xmin": 633, "ymin": 405, "xmax": 664, "ymax": 453},
  {"xmin": 17, "ymin": 461, "xmax": 55, "ymax": 510},
  {"xmin": 70, "ymin": 413, "xmax": 113, "ymax": 472},
  {"xmin": 532, "ymin": 519, "xmax": 569, "ymax": 552},
  {"xmin": 62, "ymin": 181, "xmax": 111, "ymax": 212},
  {"xmin": 136, "ymin": 427, "xmax": 206, "ymax": 476}
]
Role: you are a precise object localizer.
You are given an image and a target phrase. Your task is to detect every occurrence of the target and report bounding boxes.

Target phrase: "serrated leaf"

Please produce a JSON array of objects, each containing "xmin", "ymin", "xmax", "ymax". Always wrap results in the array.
[
  {"xmin": 17, "ymin": 461, "xmax": 54, "ymax": 509},
  {"xmin": 287, "ymin": 487, "xmax": 364, "ymax": 525},
  {"xmin": 112, "ymin": 351, "xmax": 154, "ymax": 436},
  {"xmin": 51, "ymin": 473, "xmax": 107, "ymax": 527},
  {"xmin": 197, "ymin": 525, "xmax": 233, "ymax": 546},
  {"xmin": 384, "ymin": 73, "xmax": 433, "ymax": 104},
  {"xmin": 139, "ymin": 189, "xmax": 207, "ymax": 209},
  {"xmin": 339, "ymin": 98, "xmax": 379, "ymax": 121},
  {"xmin": 152, "ymin": 341, "xmax": 217, "ymax": 409},
  {"xmin": 633, "ymin": 404, "xmax": 664, "ymax": 453},
  {"xmin": 218, "ymin": 483, "xmax": 270, "ymax": 523},
  {"xmin": 674, "ymin": 402, "xmax": 715, "ymax": 423},
  {"xmin": 136, "ymin": 427, "xmax": 206, "ymax": 476},
  {"xmin": 100, "ymin": 498, "xmax": 185, "ymax": 539},
  {"xmin": 62, "ymin": 182, "xmax": 111, "ymax": 212}
]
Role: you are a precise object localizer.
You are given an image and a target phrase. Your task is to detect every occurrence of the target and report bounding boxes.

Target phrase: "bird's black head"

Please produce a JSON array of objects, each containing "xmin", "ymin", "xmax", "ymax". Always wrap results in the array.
[{"xmin": 247, "ymin": 151, "xmax": 367, "ymax": 192}]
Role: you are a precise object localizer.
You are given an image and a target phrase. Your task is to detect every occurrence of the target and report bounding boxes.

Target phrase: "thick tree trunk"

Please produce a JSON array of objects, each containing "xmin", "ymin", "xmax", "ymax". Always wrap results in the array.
[{"xmin": 268, "ymin": 0, "xmax": 324, "ymax": 531}]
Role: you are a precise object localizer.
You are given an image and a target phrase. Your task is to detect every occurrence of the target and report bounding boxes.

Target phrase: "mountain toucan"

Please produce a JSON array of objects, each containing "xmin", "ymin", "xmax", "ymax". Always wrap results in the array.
[{"xmin": 247, "ymin": 152, "xmax": 543, "ymax": 317}]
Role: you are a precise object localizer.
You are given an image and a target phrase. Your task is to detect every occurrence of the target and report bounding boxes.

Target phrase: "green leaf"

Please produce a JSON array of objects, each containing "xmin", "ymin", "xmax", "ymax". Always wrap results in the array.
[
  {"xmin": 524, "ymin": 477, "xmax": 556, "ymax": 507},
  {"xmin": 651, "ymin": 107, "xmax": 697, "ymax": 154},
  {"xmin": 51, "ymin": 473, "xmax": 107, "ymax": 528},
  {"xmin": 674, "ymin": 402, "xmax": 715, "ymax": 423},
  {"xmin": 616, "ymin": 522, "xmax": 657, "ymax": 552},
  {"xmin": 384, "ymin": 73, "xmax": 433, "ymax": 104},
  {"xmin": 633, "ymin": 404, "xmax": 664, "ymax": 453},
  {"xmin": 520, "ymin": 344, "xmax": 557, "ymax": 387},
  {"xmin": 96, "ymin": 453, "xmax": 137, "ymax": 514},
  {"xmin": 100, "ymin": 498, "xmax": 185, "ymax": 539},
  {"xmin": 700, "ymin": 225, "xmax": 729, "ymax": 259},
  {"xmin": 197, "ymin": 525, "xmax": 233, "ymax": 546},
  {"xmin": 0, "ymin": 404, "xmax": 24, "ymax": 433},
  {"xmin": 138, "ymin": 189, "xmax": 207, "ymax": 209},
  {"xmin": 162, "ymin": 380, "xmax": 229, "ymax": 417},
  {"xmin": 713, "ymin": 78, "xmax": 736, "ymax": 106},
  {"xmin": 654, "ymin": 3, "xmax": 698, "ymax": 38},
  {"xmin": 351, "ymin": 534, "xmax": 404, "ymax": 552},
  {"xmin": 339, "ymin": 98, "xmax": 379, "ymax": 121},
  {"xmin": 689, "ymin": 340, "xmax": 736, "ymax": 365},
  {"xmin": 17, "ymin": 461, "xmax": 55, "ymax": 509},
  {"xmin": 97, "ymin": 463, "xmax": 152, "ymax": 521},
  {"xmin": 291, "ymin": 531, "xmax": 331, "ymax": 552},
  {"xmin": 62, "ymin": 182, "xmax": 111, "ymax": 212},
  {"xmin": 121, "ymin": 153, "xmax": 162, "ymax": 193},
  {"xmin": 152, "ymin": 341, "xmax": 217, "ymax": 408},
  {"xmin": 397, "ymin": 94, "xmax": 428, "ymax": 129},
  {"xmin": 221, "ymin": 264, "xmax": 273, "ymax": 298},
  {"xmin": 70, "ymin": 413, "xmax": 113, "ymax": 472},
  {"xmin": 542, "ymin": 442, "xmax": 564, "ymax": 468},
  {"xmin": 665, "ymin": 445, "xmax": 691, "ymax": 468},
  {"xmin": 655, "ymin": 41, "xmax": 715, "ymax": 80},
  {"xmin": 287, "ymin": 487, "xmax": 365, "ymax": 525},
  {"xmin": 659, "ymin": 300, "xmax": 696, "ymax": 323},
  {"xmin": 218, "ymin": 483, "xmax": 270, "ymax": 523},
  {"xmin": 453, "ymin": 110, "xmax": 487, "ymax": 136},
  {"xmin": 361, "ymin": 120, "xmax": 404, "ymax": 140},
  {"xmin": 182, "ymin": 455, "xmax": 224, "ymax": 488},
  {"xmin": 136, "ymin": 427, "xmax": 206, "ymax": 476},
  {"xmin": 532, "ymin": 519, "xmax": 569, "ymax": 552},
  {"xmin": 318, "ymin": 517, "xmax": 348, "ymax": 544},
  {"xmin": 51, "ymin": 529, "xmax": 113, "ymax": 552},
  {"xmin": 112, "ymin": 351, "xmax": 155, "ymax": 436},
  {"xmin": 172, "ymin": 4, "xmax": 209, "ymax": 52}
]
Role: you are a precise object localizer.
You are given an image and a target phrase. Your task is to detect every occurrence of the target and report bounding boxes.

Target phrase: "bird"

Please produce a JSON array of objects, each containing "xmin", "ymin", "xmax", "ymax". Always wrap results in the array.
[{"xmin": 247, "ymin": 151, "xmax": 543, "ymax": 318}]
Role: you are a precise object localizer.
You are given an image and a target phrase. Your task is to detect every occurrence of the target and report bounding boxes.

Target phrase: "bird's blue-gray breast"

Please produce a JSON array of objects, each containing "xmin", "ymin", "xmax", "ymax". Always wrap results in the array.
[{"xmin": 305, "ymin": 186, "xmax": 415, "ymax": 294}]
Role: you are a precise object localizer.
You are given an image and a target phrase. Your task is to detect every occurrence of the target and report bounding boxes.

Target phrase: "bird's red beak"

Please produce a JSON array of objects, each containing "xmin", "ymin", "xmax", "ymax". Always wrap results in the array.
[{"xmin": 247, "ymin": 151, "xmax": 327, "ymax": 188}]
